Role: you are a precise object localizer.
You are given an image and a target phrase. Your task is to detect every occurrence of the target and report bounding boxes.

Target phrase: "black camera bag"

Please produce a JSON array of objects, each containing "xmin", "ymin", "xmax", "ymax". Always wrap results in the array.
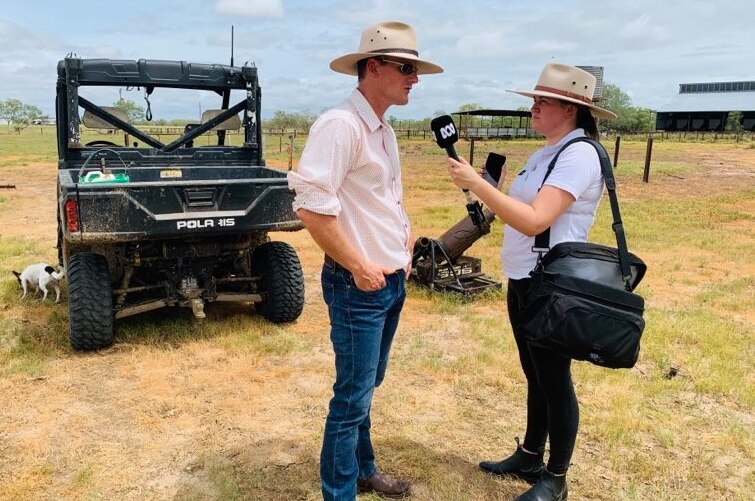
[{"xmin": 517, "ymin": 137, "xmax": 647, "ymax": 369}]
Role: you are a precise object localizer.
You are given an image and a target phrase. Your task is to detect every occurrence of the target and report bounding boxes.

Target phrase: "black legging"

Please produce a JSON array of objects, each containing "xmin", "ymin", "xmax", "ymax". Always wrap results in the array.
[{"xmin": 507, "ymin": 278, "xmax": 578, "ymax": 475}]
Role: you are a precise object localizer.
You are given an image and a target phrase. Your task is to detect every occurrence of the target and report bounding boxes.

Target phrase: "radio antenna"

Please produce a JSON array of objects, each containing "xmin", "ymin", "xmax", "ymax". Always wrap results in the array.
[{"xmin": 230, "ymin": 25, "xmax": 235, "ymax": 66}]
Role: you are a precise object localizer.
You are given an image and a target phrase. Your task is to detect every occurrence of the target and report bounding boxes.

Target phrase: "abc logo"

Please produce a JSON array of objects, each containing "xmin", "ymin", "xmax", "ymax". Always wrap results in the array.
[{"xmin": 439, "ymin": 123, "xmax": 456, "ymax": 139}]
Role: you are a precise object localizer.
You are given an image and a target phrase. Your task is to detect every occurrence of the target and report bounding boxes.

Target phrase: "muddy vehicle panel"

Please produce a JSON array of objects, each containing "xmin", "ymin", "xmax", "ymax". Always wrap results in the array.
[{"xmin": 55, "ymin": 57, "xmax": 304, "ymax": 350}]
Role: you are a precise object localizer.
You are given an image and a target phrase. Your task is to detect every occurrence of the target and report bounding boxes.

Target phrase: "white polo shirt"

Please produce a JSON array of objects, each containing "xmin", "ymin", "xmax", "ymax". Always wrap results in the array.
[
  {"xmin": 287, "ymin": 89, "xmax": 411, "ymax": 271},
  {"xmin": 502, "ymin": 129, "xmax": 604, "ymax": 279}
]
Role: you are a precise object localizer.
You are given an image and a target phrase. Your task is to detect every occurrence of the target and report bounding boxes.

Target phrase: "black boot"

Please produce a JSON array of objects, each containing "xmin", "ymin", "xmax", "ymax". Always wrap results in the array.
[
  {"xmin": 479, "ymin": 438, "xmax": 545, "ymax": 484},
  {"xmin": 513, "ymin": 469, "xmax": 567, "ymax": 501}
]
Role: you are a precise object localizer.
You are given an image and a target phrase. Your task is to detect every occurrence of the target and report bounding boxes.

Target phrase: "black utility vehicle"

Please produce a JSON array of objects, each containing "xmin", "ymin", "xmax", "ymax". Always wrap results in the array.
[{"xmin": 55, "ymin": 57, "xmax": 304, "ymax": 351}]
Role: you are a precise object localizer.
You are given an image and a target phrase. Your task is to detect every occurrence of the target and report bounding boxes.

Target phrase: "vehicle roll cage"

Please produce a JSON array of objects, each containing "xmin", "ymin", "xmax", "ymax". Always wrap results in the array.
[{"xmin": 56, "ymin": 56, "xmax": 261, "ymax": 153}]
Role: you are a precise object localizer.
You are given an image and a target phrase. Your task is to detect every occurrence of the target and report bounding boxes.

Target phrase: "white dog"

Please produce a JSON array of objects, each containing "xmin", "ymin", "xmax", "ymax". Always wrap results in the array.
[{"xmin": 12, "ymin": 263, "xmax": 66, "ymax": 303}]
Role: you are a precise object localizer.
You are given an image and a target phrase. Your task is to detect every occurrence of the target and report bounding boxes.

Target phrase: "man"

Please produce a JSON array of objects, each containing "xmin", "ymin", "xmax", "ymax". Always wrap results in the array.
[{"xmin": 288, "ymin": 21, "xmax": 443, "ymax": 500}]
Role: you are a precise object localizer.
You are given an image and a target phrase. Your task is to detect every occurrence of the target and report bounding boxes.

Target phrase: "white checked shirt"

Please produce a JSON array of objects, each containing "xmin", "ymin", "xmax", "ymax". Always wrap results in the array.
[{"xmin": 288, "ymin": 89, "xmax": 411, "ymax": 270}]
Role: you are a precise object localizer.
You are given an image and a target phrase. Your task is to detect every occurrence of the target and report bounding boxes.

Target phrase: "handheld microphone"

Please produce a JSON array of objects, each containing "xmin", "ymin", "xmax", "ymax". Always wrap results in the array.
[
  {"xmin": 431, "ymin": 114, "xmax": 469, "ymax": 201},
  {"xmin": 431, "ymin": 115, "xmax": 485, "ymax": 228},
  {"xmin": 430, "ymin": 115, "xmax": 461, "ymax": 162}
]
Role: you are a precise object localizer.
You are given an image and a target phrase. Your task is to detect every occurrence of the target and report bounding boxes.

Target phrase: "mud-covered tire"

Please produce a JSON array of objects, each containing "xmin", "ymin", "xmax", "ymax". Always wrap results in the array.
[
  {"xmin": 251, "ymin": 241, "xmax": 304, "ymax": 323},
  {"xmin": 68, "ymin": 252, "xmax": 115, "ymax": 351}
]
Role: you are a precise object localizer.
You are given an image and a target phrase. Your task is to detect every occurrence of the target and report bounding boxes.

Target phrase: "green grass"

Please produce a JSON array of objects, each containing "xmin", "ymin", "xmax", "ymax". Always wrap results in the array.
[
  {"xmin": 114, "ymin": 306, "xmax": 311, "ymax": 355},
  {"xmin": 0, "ymin": 126, "xmax": 58, "ymax": 163},
  {"xmin": 0, "ymin": 235, "xmax": 48, "ymax": 262},
  {"xmin": 0, "ymin": 314, "xmax": 67, "ymax": 377},
  {"xmin": 0, "ymin": 126, "xmax": 310, "ymax": 168},
  {"xmin": 0, "ymin": 132, "xmax": 753, "ymax": 500}
]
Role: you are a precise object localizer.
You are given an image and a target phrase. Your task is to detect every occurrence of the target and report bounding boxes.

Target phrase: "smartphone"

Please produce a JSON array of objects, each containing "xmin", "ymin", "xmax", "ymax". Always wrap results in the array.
[{"xmin": 482, "ymin": 152, "xmax": 506, "ymax": 187}]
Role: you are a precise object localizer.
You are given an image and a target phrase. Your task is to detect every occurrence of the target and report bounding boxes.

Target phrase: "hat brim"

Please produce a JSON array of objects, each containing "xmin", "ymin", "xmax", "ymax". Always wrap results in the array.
[
  {"xmin": 507, "ymin": 89, "xmax": 617, "ymax": 120},
  {"xmin": 330, "ymin": 52, "xmax": 444, "ymax": 76}
]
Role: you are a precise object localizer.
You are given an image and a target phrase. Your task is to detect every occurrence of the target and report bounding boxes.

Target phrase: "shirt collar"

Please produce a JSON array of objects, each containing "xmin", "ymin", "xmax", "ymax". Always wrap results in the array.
[
  {"xmin": 542, "ymin": 128, "xmax": 587, "ymax": 153},
  {"xmin": 558, "ymin": 128, "xmax": 586, "ymax": 145},
  {"xmin": 349, "ymin": 89, "xmax": 383, "ymax": 132}
]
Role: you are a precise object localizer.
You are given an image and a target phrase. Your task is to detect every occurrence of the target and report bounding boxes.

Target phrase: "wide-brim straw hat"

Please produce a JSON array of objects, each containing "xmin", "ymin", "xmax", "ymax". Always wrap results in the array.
[
  {"xmin": 330, "ymin": 21, "xmax": 443, "ymax": 76},
  {"xmin": 508, "ymin": 62, "xmax": 617, "ymax": 120}
]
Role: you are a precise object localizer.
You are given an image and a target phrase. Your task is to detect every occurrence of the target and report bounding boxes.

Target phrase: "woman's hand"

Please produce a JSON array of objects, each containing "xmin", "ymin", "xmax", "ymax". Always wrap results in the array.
[{"xmin": 446, "ymin": 156, "xmax": 484, "ymax": 191}]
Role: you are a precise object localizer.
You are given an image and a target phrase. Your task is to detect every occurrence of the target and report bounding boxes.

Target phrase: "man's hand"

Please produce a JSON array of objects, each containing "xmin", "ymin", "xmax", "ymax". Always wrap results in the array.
[
  {"xmin": 352, "ymin": 261, "xmax": 395, "ymax": 291},
  {"xmin": 295, "ymin": 209, "xmax": 399, "ymax": 291},
  {"xmin": 405, "ymin": 235, "xmax": 415, "ymax": 275}
]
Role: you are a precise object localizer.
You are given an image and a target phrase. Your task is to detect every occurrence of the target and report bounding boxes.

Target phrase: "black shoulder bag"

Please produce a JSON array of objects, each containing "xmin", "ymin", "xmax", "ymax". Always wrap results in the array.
[{"xmin": 517, "ymin": 137, "xmax": 648, "ymax": 369}]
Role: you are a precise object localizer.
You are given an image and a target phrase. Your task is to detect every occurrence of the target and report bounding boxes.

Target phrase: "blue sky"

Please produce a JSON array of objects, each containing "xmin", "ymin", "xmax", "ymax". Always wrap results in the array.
[{"xmin": 1, "ymin": 0, "xmax": 754, "ymax": 120}]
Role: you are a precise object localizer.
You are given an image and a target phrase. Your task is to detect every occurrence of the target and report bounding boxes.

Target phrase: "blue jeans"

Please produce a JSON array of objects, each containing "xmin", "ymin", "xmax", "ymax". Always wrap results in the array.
[{"xmin": 320, "ymin": 261, "xmax": 406, "ymax": 501}]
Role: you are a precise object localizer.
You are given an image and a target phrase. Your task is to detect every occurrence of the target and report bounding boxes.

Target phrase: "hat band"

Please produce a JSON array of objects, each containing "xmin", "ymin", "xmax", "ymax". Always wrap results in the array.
[
  {"xmin": 535, "ymin": 85, "xmax": 592, "ymax": 104},
  {"xmin": 368, "ymin": 48, "xmax": 419, "ymax": 56}
]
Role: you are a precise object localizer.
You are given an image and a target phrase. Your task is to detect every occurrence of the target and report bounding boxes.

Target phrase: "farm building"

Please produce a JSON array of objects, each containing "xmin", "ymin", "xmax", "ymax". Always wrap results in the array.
[
  {"xmin": 452, "ymin": 109, "xmax": 534, "ymax": 139},
  {"xmin": 655, "ymin": 81, "xmax": 755, "ymax": 132}
]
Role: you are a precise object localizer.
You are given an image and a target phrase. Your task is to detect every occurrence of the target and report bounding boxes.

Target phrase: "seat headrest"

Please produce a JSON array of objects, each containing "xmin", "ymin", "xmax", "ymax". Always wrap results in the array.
[
  {"xmin": 81, "ymin": 107, "xmax": 129, "ymax": 129},
  {"xmin": 201, "ymin": 110, "xmax": 242, "ymax": 131}
]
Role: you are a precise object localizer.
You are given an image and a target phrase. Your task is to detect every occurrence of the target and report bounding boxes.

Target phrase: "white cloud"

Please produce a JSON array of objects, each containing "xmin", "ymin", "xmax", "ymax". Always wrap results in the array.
[
  {"xmin": 2, "ymin": 0, "xmax": 755, "ymax": 117},
  {"xmin": 618, "ymin": 14, "xmax": 669, "ymax": 43},
  {"xmin": 215, "ymin": 0, "xmax": 284, "ymax": 19},
  {"xmin": 454, "ymin": 31, "xmax": 508, "ymax": 59},
  {"xmin": 531, "ymin": 40, "xmax": 579, "ymax": 56}
]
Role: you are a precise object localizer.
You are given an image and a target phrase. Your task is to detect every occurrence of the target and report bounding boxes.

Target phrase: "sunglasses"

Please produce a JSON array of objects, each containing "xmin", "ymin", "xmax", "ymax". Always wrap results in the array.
[{"xmin": 380, "ymin": 58, "xmax": 419, "ymax": 76}]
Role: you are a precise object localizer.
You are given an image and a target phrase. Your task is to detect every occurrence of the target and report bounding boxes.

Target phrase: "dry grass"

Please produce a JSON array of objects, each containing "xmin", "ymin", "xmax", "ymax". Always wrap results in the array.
[{"xmin": 0, "ymin": 129, "xmax": 753, "ymax": 500}]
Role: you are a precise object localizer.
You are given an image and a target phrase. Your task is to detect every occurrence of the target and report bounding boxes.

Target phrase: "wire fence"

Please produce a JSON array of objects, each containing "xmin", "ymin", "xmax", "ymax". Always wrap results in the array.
[
  {"xmin": 263, "ymin": 128, "xmax": 755, "ymax": 143},
  {"xmin": 62, "ymin": 124, "xmax": 755, "ymax": 144}
]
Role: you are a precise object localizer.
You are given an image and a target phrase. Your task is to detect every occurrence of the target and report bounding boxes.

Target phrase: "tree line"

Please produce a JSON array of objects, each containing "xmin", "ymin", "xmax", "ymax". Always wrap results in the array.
[
  {"xmin": 1, "ymin": 84, "xmax": 745, "ymax": 134},
  {"xmin": 261, "ymin": 84, "xmax": 660, "ymax": 133}
]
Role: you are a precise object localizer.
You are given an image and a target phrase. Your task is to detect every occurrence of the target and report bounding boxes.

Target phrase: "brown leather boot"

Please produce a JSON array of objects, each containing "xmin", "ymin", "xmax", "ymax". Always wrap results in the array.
[{"xmin": 357, "ymin": 470, "xmax": 411, "ymax": 499}]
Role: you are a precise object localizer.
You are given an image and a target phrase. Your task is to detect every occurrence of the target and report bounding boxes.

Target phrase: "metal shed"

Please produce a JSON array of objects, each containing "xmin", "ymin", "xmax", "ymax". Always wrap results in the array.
[
  {"xmin": 656, "ymin": 81, "xmax": 755, "ymax": 132},
  {"xmin": 452, "ymin": 109, "xmax": 535, "ymax": 139}
]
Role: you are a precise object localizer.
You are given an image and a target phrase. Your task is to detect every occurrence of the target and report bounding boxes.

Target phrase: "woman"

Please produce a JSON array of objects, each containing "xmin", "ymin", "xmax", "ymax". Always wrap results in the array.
[{"xmin": 446, "ymin": 62, "xmax": 616, "ymax": 501}]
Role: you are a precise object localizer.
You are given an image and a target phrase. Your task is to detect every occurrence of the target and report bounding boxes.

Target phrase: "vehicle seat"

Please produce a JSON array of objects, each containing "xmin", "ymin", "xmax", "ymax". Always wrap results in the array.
[
  {"xmin": 81, "ymin": 107, "xmax": 129, "ymax": 129},
  {"xmin": 201, "ymin": 110, "xmax": 241, "ymax": 131}
]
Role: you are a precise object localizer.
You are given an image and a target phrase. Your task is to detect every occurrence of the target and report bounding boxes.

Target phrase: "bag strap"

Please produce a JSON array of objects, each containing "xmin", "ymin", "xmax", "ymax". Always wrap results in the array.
[{"xmin": 533, "ymin": 137, "xmax": 634, "ymax": 288}]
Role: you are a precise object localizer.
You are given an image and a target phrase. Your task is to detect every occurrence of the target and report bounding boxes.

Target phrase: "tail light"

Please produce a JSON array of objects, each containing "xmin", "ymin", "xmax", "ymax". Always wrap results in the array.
[{"xmin": 65, "ymin": 200, "xmax": 80, "ymax": 232}]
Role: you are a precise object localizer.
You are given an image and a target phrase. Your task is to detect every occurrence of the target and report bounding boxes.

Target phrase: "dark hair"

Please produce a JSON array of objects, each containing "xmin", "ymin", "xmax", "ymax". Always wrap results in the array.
[
  {"xmin": 356, "ymin": 58, "xmax": 372, "ymax": 80},
  {"xmin": 576, "ymin": 105, "xmax": 599, "ymax": 139}
]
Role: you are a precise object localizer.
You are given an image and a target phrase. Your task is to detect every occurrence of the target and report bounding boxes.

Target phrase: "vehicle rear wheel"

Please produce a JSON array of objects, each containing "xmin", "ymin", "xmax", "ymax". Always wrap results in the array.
[
  {"xmin": 68, "ymin": 252, "xmax": 115, "ymax": 351},
  {"xmin": 251, "ymin": 241, "xmax": 304, "ymax": 323}
]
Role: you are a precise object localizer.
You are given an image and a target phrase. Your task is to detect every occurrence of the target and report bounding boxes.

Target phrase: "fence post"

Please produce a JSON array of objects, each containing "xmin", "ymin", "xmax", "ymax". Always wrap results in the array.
[
  {"xmin": 613, "ymin": 136, "xmax": 621, "ymax": 167},
  {"xmin": 643, "ymin": 135, "xmax": 653, "ymax": 183},
  {"xmin": 469, "ymin": 139, "xmax": 475, "ymax": 166},
  {"xmin": 288, "ymin": 134, "xmax": 294, "ymax": 171},
  {"xmin": 279, "ymin": 134, "xmax": 282, "ymax": 153}
]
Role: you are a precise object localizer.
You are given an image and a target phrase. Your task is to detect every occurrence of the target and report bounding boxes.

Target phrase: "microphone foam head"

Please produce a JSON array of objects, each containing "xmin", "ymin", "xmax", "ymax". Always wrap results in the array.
[{"xmin": 430, "ymin": 115, "xmax": 458, "ymax": 148}]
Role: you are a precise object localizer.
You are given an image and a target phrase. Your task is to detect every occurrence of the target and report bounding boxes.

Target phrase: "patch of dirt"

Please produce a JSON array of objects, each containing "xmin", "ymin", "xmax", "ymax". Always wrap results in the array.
[
  {"xmin": 1, "ymin": 142, "xmax": 754, "ymax": 500},
  {"xmin": 619, "ymin": 144, "xmax": 755, "ymax": 199},
  {"xmin": 0, "ymin": 163, "xmax": 59, "ymax": 246}
]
